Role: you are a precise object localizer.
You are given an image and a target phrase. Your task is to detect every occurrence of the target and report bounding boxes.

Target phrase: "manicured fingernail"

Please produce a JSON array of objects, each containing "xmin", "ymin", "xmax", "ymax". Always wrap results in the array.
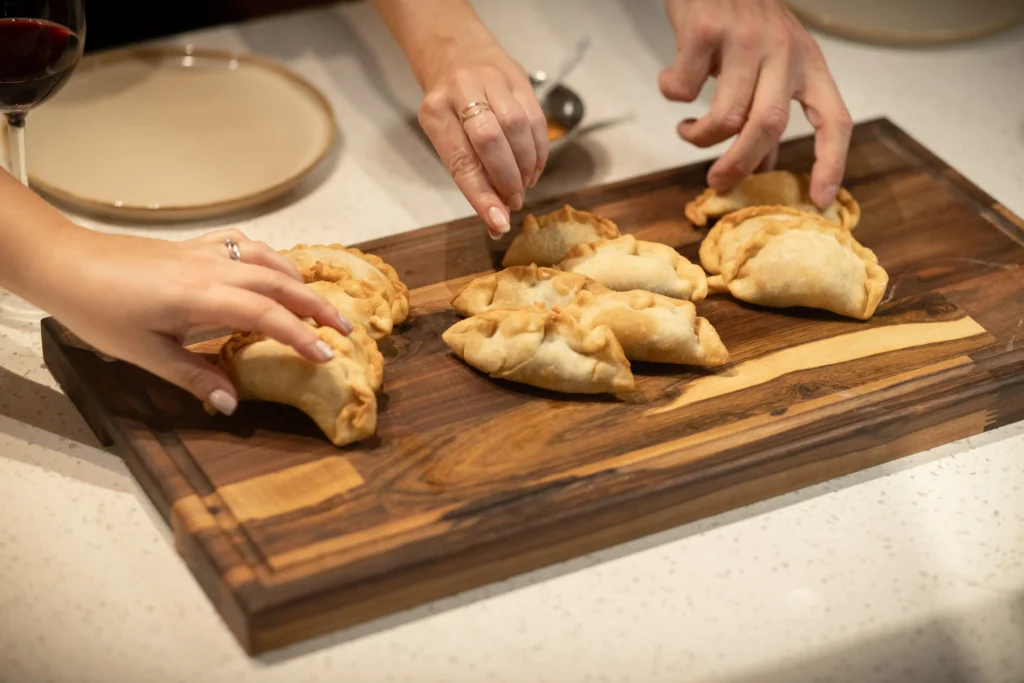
[
  {"xmin": 312, "ymin": 340, "xmax": 335, "ymax": 361},
  {"xmin": 208, "ymin": 389, "xmax": 238, "ymax": 416},
  {"xmin": 333, "ymin": 310, "xmax": 354, "ymax": 334},
  {"xmin": 510, "ymin": 193, "xmax": 524, "ymax": 211},
  {"xmin": 487, "ymin": 206, "xmax": 510, "ymax": 236}
]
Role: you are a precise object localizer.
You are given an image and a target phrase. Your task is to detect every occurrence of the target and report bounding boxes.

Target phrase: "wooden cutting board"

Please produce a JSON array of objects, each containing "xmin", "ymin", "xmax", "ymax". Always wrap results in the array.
[{"xmin": 42, "ymin": 118, "xmax": 1024, "ymax": 655}]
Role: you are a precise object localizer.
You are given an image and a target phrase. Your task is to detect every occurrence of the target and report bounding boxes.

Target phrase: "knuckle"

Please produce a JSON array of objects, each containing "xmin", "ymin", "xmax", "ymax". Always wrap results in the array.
[
  {"xmin": 447, "ymin": 151, "xmax": 484, "ymax": 180},
  {"xmin": 498, "ymin": 107, "xmax": 528, "ymax": 132},
  {"xmin": 690, "ymin": 18, "xmax": 722, "ymax": 47},
  {"xmin": 715, "ymin": 109, "xmax": 748, "ymax": 136},
  {"xmin": 755, "ymin": 105, "xmax": 790, "ymax": 137},
  {"xmin": 469, "ymin": 121, "xmax": 503, "ymax": 149},
  {"xmin": 835, "ymin": 107, "xmax": 854, "ymax": 135},
  {"xmin": 418, "ymin": 93, "xmax": 448, "ymax": 123},
  {"xmin": 733, "ymin": 28, "xmax": 760, "ymax": 53}
]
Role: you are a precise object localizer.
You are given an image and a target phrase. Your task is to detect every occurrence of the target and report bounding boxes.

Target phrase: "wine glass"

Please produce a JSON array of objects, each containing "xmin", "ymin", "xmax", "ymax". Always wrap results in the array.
[{"xmin": 0, "ymin": 0, "xmax": 85, "ymax": 324}]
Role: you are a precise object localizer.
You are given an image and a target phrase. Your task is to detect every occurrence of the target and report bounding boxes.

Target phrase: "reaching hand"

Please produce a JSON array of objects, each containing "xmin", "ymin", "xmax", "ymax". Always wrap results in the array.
[
  {"xmin": 417, "ymin": 40, "xmax": 549, "ymax": 239},
  {"xmin": 36, "ymin": 228, "xmax": 352, "ymax": 416},
  {"xmin": 660, "ymin": 0, "xmax": 853, "ymax": 208}
]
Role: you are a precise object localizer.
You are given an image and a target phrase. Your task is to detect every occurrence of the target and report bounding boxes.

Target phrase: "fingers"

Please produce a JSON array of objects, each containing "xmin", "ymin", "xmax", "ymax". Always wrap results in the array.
[
  {"xmin": 514, "ymin": 84, "xmax": 549, "ymax": 187},
  {"xmin": 757, "ymin": 143, "xmax": 780, "ymax": 173},
  {"xmin": 236, "ymin": 242, "xmax": 302, "ymax": 282},
  {"xmin": 133, "ymin": 333, "xmax": 240, "ymax": 415},
  {"xmin": 226, "ymin": 263, "xmax": 354, "ymax": 335},
  {"xmin": 454, "ymin": 93, "xmax": 524, "ymax": 210},
  {"xmin": 196, "ymin": 285, "xmax": 339, "ymax": 364},
  {"xmin": 194, "ymin": 228, "xmax": 302, "ymax": 281},
  {"xmin": 707, "ymin": 56, "xmax": 791, "ymax": 192},
  {"xmin": 678, "ymin": 34, "xmax": 761, "ymax": 148},
  {"xmin": 486, "ymin": 85, "xmax": 536, "ymax": 195},
  {"xmin": 799, "ymin": 68, "xmax": 853, "ymax": 209},
  {"xmin": 658, "ymin": 20, "xmax": 716, "ymax": 103},
  {"xmin": 418, "ymin": 93, "xmax": 510, "ymax": 239}
]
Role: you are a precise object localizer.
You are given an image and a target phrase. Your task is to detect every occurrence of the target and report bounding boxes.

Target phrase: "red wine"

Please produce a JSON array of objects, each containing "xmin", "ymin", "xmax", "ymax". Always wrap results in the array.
[{"xmin": 0, "ymin": 18, "xmax": 81, "ymax": 113}]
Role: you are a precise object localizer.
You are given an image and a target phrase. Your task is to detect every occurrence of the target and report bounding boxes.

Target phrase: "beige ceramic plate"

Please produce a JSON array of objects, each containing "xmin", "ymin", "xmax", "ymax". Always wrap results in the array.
[
  {"xmin": 788, "ymin": 0, "xmax": 1024, "ymax": 45},
  {"xmin": 23, "ymin": 46, "xmax": 336, "ymax": 221}
]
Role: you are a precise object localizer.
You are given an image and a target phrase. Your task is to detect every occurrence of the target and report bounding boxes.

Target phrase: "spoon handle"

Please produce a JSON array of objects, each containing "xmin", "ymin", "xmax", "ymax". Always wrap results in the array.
[{"xmin": 535, "ymin": 37, "xmax": 592, "ymax": 104}]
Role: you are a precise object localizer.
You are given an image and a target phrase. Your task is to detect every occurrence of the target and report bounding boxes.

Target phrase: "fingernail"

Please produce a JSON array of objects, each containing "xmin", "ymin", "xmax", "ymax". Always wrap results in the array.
[
  {"xmin": 333, "ymin": 310, "xmax": 354, "ymax": 335},
  {"xmin": 681, "ymin": 117, "xmax": 697, "ymax": 126},
  {"xmin": 208, "ymin": 389, "xmax": 238, "ymax": 416},
  {"xmin": 487, "ymin": 206, "xmax": 510, "ymax": 236},
  {"xmin": 510, "ymin": 193, "xmax": 524, "ymax": 211},
  {"xmin": 312, "ymin": 340, "xmax": 336, "ymax": 361}
]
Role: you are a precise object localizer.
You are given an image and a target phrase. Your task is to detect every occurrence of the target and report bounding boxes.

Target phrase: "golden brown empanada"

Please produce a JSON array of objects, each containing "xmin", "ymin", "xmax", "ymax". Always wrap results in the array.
[
  {"xmin": 219, "ymin": 325, "xmax": 384, "ymax": 447},
  {"xmin": 306, "ymin": 279, "xmax": 393, "ymax": 341},
  {"xmin": 709, "ymin": 220, "xmax": 888, "ymax": 320},
  {"xmin": 563, "ymin": 289, "xmax": 729, "ymax": 366},
  {"xmin": 502, "ymin": 204, "xmax": 620, "ymax": 267},
  {"xmin": 699, "ymin": 205, "xmax": 820, "ymax": 275},
  {"xmin": 451, "ymin": 264, "xmax": 610, "ymax": 317},
  {"xmin": 283, "ymin": 244, "xmax": 410, "ymax": 324},
  {"xmin": 685, "ymin": 170, "xmax": 860, "ymax": 230},
  {"xmin": 558, "ymin": 234, "xmax": 709, "ymax": 302},
  {"xmin": 442, "ymin": 304, "xmax": 634, "ymax": 394}
]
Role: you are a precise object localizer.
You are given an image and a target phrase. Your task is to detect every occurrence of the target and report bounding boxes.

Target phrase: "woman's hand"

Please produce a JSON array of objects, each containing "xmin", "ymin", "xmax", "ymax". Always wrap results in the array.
[
  {"xmin": 417, "ymin": 40, "xmax": 549, "ymax": 239},
  {"xmin": 370, "ymin": 0, "xmax": 548, "ymax": 239},
  {"xmin": 36, "ymin": 227, "xmax": 352, "ymax": 416},
  {"xmin": 659, "ymin": 0, "xmax": 853, "ymax": 209}
]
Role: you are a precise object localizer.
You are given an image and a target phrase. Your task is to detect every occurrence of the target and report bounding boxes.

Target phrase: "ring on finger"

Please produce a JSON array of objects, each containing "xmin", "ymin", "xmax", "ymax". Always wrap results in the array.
[
  {"xmin": 224, "ymin": 238, "xmax": 243, "ymax": 262},
  {"xmin": 459, "ymin": 101, "xmax": 492, "ymax": 123}
]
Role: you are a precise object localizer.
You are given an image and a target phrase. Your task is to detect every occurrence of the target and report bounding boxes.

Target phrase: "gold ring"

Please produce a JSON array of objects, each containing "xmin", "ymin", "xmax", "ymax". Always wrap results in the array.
[{"xmin": 459, "ymin": 101, "xmax": 492, "ymax": 123}]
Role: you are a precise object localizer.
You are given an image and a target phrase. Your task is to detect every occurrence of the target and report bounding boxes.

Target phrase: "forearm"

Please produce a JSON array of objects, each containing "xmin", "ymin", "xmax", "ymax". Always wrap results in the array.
[
  {"xmin": 369, "ymin": 0, "xmax": 499, "ymax": 89},
  {"xmin": 0, "ymin": 170, "xmax": 83, "ymax": 301}
]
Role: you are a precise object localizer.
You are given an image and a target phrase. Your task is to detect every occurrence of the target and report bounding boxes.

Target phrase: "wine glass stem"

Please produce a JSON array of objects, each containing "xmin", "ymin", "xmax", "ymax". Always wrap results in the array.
[{"xmin": 5, "ymin": 112, "xmax": 27, "ymax": 186}]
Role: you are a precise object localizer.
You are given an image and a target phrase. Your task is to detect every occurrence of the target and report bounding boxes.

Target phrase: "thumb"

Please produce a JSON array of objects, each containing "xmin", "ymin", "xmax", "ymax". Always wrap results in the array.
[{"xmin": 133, "ymin": 334, "xmax": 240, "ymax": 416}]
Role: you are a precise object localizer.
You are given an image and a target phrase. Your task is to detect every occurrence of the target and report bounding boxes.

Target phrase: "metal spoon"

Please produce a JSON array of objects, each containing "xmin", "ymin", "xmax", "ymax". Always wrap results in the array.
[{"xmin": 534, "ymin": 37, "xmax": 592, "ymax": 105}]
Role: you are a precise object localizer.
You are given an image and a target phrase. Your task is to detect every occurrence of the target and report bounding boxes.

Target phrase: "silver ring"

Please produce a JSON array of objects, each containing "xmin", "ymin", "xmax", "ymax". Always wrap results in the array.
[
  {"xmin": 459, "ymin": 101, "xmax": 492, "ymax": 123},
  {"xmin": 224, "ymin": 238, "xmax": 242, "ymax": 261}
]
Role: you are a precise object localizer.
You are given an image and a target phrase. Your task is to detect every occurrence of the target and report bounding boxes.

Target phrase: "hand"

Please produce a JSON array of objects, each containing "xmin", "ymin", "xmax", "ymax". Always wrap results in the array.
[
  {"xmin": 659, "ymin": 0, "xmax": 853, "ymax": 208},
  {"xmin": 417, "ymin": 39, "xmax": 549, "ymax": 239},
  {"xmin": 36, "ymin": 228, "xmax": 353, "ymax": 416}
]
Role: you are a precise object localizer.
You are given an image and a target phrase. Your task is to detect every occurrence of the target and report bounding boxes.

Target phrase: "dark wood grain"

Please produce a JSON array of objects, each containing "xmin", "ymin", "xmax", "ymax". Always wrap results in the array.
[{"xmin": 41, "ymin": 118, "xmax": 1024, "ymax": 654}]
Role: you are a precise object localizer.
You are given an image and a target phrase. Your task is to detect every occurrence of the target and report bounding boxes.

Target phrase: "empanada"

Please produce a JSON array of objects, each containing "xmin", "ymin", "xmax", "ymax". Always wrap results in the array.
[
  {"xmin": 558, "ymin": 234, "xmax": 709, "ymax": 302},
  {"xmin": 563, "ymin": 290, "xmax": 730, "ymax": 366},
  {"xmin": 685, "ymin": 170, "xmax": 860, "ymax": 230},
  {"xmin": 502, "ymin": 204, "xmax": 620, "ymax": 267},
  {"xmin": 283, "ymin": 244, "xmax": 410, "ymax": 324},
  {"xmin": 442, "ymin": 304, "xmax": 634, "ymax": 394},
  {"xmin": 451, "ymin": 264, "xmax": 610, "ymax": 317},
  {"xmin": 700, "ymin": 205, "xmax": 820, "ymax": 275},
  {"xmin": 219, "ymin": 325, "xmax": 384, "ymax": 447},
  {"xmin": 710, "ymin": 220, "xmax": 888, "ymax": 320},
  {"xmin": 306, "ymin": 279, "xmax": 393, "ymax": 341}
]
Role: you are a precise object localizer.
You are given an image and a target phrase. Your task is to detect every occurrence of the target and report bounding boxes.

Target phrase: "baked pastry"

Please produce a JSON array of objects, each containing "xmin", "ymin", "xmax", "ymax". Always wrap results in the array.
[
  {"xmin": 442, "ymin": 304, "xmax": 634, "ymax": 394},
  {"xmin": 708, "ymin": 220, "xmax": 889, "ymax": 320},
  {"xmin": 502, "ymin": 204, "xmax": 620, "ymax": 267},
  {"xmin": 219, "ymin": 325, "xmax": 384, "ymax": 447},
  {"xmin": 283, "ymin": 244, "xmax": 410, "ymax": 324},
  {"xmin": 699, "ymin": 205, "xmax": 820, "ymax": 275},
  {"xmin": 307, "ymin": 279, "xmax": 393, "ymax": 341},
  {"xmin": 558, "ymin": 234, "xmax": 709, "ymax": 302},
  {"xmin": 451, "ymin": 264, "xmax": 610, "ymax": 317},
  {"xmin": 563, "ymin": 289, "xmax": 730, "ymax": 366},
  {"xmin": 685, "ymin": 170, "xmax": 860, "ymax": 230}
]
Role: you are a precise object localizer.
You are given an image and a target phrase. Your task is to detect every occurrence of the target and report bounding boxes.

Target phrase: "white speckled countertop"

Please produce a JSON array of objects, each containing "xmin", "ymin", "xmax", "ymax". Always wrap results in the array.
[{"xmin": 2, "ymin": 2, "xmax": 1023, "ymax": 681}]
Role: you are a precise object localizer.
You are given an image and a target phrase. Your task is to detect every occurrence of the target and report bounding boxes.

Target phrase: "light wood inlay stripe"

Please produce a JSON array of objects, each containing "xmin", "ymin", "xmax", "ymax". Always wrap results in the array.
[
  {"xmin": 649, "ymin": 317, "xmax": 987, "ymax": 416},
  {"xmin": 561, "ymin": 355, "xmax": 976, "ymax": 480},
  {"xmin": 218, "ymin": 456, "xmax": 364, "ymax": 523}
]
